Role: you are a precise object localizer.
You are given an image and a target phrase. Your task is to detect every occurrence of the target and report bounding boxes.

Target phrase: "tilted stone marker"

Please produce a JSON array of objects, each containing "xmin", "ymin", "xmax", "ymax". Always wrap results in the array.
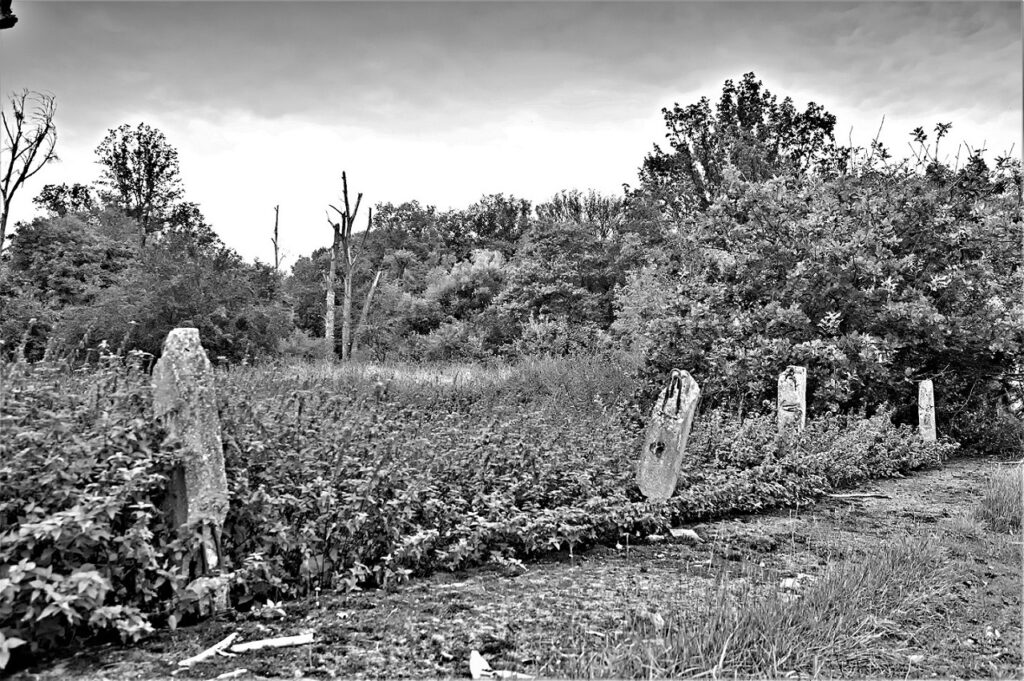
[
  {"xmin": 918, "ymin": 379, "xmax": 936, "ymax": 441},
  {"xmin": 637, "ymin": 369, "xmax": 700, "ymax": 501},
  {"xmin": 777, "ymin": 365, "xmax": 807, "ymax": 432},
  {"xmin": 152, "ymin": 327, "xmax": 229, "ymax": 610}
]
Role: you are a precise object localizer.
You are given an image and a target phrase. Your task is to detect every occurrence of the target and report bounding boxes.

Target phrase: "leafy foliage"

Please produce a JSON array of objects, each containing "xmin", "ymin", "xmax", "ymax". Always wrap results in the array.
[
  {"xmin": 618, "ymin": 118, "xmax": 1022, "ymax": 454},
  {"xmin": 94, "ymin": 123, "xmax": 184, "ymax": 244},
  {"xmin": 32, "ymin": 183, "xmax": 97, "ymax": 217},
  {"xmin": 0, "ymin": 357, "xmax": 208, "ymax": 668},
  {"xmin": 1, "ymin": 207, "xmax": 292, "ymax": 364},
  {"xmin": 1, "ymin": 354, "xmax": 955, "ymax": 669},
  {"xmin": 636, "ymin": 72, "xmax": 840, "ymax": 214}
]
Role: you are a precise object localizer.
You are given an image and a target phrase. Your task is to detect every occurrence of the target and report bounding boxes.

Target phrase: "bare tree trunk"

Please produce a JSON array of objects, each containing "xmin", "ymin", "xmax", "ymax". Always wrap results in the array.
[
  {"xmin": 324, "ymin": 221, "xmax": 340, "ymax": 356},
  {"xmin": 0, "ymin": 209, "xmax": 8, "ymax": 262},
  {"xmin": 326, "ymin": 172, "xmax": 385, "ymax": 362},
  {"xmin": 340, "ymin": 261, "xmax": 353, "ymax": 361},
  {"xmin": 271, "ymin": 204, "xmax": 281, "ymax": 271},
  {"xmin": 352, "ymin": 268, "xmax": 383, "ymax": 355},
  {"xmin": 326, "ymin": 172, "xmax": 363, "ymax": 362}
]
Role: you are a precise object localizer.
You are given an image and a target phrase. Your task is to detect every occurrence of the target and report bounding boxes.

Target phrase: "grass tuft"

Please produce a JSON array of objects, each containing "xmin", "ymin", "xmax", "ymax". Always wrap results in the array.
[{"xmin": 975, "ymin": 464, "xmax": 1023, "ymax": 533}]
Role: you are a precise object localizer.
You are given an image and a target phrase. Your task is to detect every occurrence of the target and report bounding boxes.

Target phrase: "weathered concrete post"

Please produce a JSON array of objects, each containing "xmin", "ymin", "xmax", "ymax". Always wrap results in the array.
[
  {"xmin": 918, "ymin": 379, "xmax": 936, "ymax": 441},
  {"xmin": 778, "ymin": 366, "xmax": 807, "ymax": 432},
  {"xmin": 152, "ymin": 327, "xmax": 229, "ymax": 611},
  {"xmin": 637, "ymin": 369, "xmax": 700, "ymax": 501}
]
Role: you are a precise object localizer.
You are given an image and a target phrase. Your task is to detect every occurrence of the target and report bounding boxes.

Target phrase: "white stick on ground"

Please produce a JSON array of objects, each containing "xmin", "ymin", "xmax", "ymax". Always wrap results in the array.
[
  {"xmin": 229, "ymin": 632, "xmax": 315, "ymax": 653},
  {"xmin": 177, "ymin": 632, "xmax": 240, "ymax": 668},
  {"xmin": 827, "ymin": 492, "xmax": 890, "ymax": 499}
]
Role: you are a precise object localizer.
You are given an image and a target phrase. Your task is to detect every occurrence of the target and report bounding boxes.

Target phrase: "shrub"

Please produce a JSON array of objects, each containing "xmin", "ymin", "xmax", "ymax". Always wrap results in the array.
[
  {"xmin": 0, "ymin": 353, "xmax": 961, "ymax": 670},
  {"xmin": 277, "ymin": 327, "xmax": 331, "ymax": 362},
  {"xmin": 418, "ymin": 319, "xmax": 484, "ymax": 361},
  {"xmin": 215, "ymin": 366, "xmax": 955, "ymax": 598},
  {"xmin": 949, "ymin": 407, "xmax": 1024, "ymax": 458},
  {"xmin": 0, "ymin": 357, "xmax": 211, "ymax": 669},
  {"xmin": 509, "ymin": 316, "xmax": 610, "ymax": 358},
  {"xmin": 619, "ymin": 161, "xmax": 1023, "ymax": 428},
  {"xmin": 658, "ymin": 407, "xmax": 954, "ymax": 524}
]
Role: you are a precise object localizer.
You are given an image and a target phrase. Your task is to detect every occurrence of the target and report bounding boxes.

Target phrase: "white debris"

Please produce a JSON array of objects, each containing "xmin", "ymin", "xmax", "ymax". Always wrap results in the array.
[
  {"xmin": 216, "ymin": 670, "xmax": 250, "ymax": 680},
  {"xmin": 470, "ymin": 649, "xmax": 534, "ymax": 680},
  {"xmin": 669, "ymin": 528, "xmax": 704, "ymax": 542},
  {"xmin": 470, "ymin": 650, "xmax": 494, "ymax": 679}
]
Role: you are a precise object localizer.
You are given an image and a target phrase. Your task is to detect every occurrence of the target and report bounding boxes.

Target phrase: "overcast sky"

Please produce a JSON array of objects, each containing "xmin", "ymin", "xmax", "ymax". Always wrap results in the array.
[{"xmin": 1, "ymin": 1, "xmax": 1020, "ymax": 265}]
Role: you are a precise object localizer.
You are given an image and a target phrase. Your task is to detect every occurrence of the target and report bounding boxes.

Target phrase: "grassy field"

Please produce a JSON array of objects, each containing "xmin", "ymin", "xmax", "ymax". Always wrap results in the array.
[{"xmin": 1, "ymin": 354, "xmax": 1015, "ymax": 678}]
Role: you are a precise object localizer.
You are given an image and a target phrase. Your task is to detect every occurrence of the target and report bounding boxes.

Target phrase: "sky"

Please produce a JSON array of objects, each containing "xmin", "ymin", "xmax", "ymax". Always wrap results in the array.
[{"xmin": 1, "ymin": 0, "xmax": 1020, "ymax": 265}]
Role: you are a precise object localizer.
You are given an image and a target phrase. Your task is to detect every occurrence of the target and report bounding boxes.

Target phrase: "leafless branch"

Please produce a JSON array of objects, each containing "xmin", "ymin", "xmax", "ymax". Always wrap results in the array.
[{"xmin": 1, "ymin": 90, "xmax": 58, "ymax": 271}]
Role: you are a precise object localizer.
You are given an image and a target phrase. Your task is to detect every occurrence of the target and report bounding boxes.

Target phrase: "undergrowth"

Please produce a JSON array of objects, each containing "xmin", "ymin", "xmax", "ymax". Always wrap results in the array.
[{"xmin": 0, "ymin": 353, "xmax": 957, "ymax": 670}]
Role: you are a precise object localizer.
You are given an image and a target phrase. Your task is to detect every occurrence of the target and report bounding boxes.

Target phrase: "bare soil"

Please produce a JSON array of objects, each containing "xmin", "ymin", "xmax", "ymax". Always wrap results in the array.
[{"xmin": 12, "ymin": 458, "xmax": 1022, "ymax": 680}]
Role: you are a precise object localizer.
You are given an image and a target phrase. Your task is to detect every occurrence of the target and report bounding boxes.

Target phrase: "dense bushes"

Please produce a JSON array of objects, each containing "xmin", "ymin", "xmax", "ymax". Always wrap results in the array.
[
  {"xmin": 4, "ymin": 75, "xmax": 1019, "ymax": 438},
  {"xmin": 0, "ymin": 209, "xmax": 294, "ymax": 364},
  {"xmin": 0, "ymin": 355, "xmax": 957, "ymax": 669},
  {"xmin": 0, "ymin": 358, "xmax": 203, "ymax": 669},
  {"xmin": 604, "ymin": 75, "xmax": 1023, "ymax": 458},
  {"xmin": 616, "ymin": 159, "xmax": 1022, "ymax": 455}
]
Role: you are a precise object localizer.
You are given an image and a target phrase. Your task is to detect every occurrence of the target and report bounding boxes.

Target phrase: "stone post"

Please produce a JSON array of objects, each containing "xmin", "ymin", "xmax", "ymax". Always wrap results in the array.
[
  {"xmin": 777, "ymin": 366, "xmax": 807, "ymax": 432},
  {"xmin": 637, "ymin": 369, "xmax": 700, "ymax": 501},
  {"xmin": 152, "ymin": 327, "xmax": 229, "ymax": 611},
  {"xmin": 918, "ymin": 379, "xmax": 936, "ymax": 441}
]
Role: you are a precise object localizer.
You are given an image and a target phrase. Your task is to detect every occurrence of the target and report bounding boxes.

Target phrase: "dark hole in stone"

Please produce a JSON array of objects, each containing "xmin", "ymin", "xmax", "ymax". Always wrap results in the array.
[{"xmin": 649, "ymin": 441, "xmax": 666, "ymax": 458}]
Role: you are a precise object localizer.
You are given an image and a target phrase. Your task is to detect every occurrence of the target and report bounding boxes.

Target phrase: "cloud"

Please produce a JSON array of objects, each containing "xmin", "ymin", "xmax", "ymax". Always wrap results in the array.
[{"xmin": 2, "ymin": 1, "xmax": 1018, "ymax": 263}]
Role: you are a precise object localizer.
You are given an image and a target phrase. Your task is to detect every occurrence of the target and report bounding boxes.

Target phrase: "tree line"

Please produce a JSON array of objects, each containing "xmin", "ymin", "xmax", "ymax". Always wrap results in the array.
[{"xmin": 1, "ymin": 73, "xmax": 1020, "ymax": 454}]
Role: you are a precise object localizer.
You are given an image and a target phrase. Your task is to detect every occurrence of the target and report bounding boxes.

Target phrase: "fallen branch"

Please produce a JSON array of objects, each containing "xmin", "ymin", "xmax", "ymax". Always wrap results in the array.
[
  {"xmin": 229, "ymin": 632, "xmax": 315, "ymax": 653},
  {"xmin": 494, "ymin": 671, "xmax": 536, "ymax": 679},
  {"xmin": 826, "ymin": 492, "xmax": 890, "ymax": 499},
  {"xmin": 177, "ymin": 632, "xmax": 240, "ymax": 668}
]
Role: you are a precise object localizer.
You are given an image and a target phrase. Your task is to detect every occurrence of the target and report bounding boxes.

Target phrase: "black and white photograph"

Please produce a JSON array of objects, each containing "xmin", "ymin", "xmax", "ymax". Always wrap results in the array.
[{"xmin": 0, "ymin": 0, "xmax": 1021, "ymax": 678}]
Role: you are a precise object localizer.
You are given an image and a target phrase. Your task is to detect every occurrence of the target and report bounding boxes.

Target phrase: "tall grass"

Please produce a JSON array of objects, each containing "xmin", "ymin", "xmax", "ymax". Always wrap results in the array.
[
  {"xmin": 558, "ymin": 536, "xmax": 953, "ymax": 678},
  {"xmin": 975, "ymin": 464, "xmax": 1023, "ymax": 533},
  {"xmin": 221, "ymin": 352, "xmax": 639, "ymax": 419}
]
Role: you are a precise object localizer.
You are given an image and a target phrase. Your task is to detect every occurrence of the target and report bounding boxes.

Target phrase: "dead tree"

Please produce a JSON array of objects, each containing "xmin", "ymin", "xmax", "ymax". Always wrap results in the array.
[
  {"xmin": 352, "ymin": 267, "xmax": 383, "ymax": 355},
  {"xmin": 326, "ymin": 172, "xmax": 382, "ymax": 361},
  {"xmin": 324, "ymin": 181, "xmax": 359, "ymax": 358},
  {"xmin": 271, "ymin": 205, "xmax": 281, "ymax": 271},
  {"xmin": 1, "ymin": 90, "xmax": 57, "ymax": 267}
]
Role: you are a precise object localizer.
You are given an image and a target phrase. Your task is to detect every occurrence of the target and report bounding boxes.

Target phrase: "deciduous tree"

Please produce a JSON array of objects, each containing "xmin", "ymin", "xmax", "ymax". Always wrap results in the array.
[
  {"xmin": 326, "ymin": 172, "xmax": 381, "ymax": 360},
  {"xmin": 94, "ymin": 122, "xmax": 183, "ymax": 246},
  {"xmin": 32, "ymin": 182, "xmax": 96, "ymax": 216},
  {"xmin": 636, "ymin": 72, "xmax": 839, "ymax": 215}
]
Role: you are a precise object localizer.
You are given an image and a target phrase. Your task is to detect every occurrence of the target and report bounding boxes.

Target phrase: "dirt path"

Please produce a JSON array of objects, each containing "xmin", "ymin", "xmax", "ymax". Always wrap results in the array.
[{"xmin": 14, "ymin": 458, "xmax": 1022, "ymax": 680}]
